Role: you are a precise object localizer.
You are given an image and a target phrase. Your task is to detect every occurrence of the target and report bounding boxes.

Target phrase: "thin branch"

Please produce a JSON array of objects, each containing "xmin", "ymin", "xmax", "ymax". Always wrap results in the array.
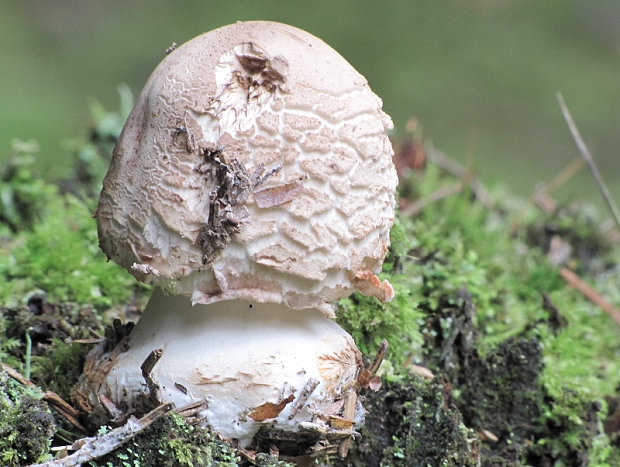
[
  {"xmin": 426, "ymin": 148, "xmax": 495, "ymax": 209},
  {"xmin": 2, "ymin": 363, "xmax": 86, "ymax": 432},
  {"xmin": 141, "ymin": 348, "xmax": 163, "ymax": 406},
  {"xmin": 30, "ymin": 403, "xmax": 174, "ymax": 467},
  {"xmin": 560, "ymin": 267, "xmax": 620, "ymax": 329},
  {"xmin": 288, "ymin": 378, "xmax": 319, "ymax": 420},
  {"xmin": 2, "ymin": 362, "xmax": 31, "ymax": 386},
  {"xmin": 401, "ymin": 182, "xmax": 463, "ymax": 217},
  {"xmin": 356, "ymin": 340, "xmax": 388, "ymax": 389},
  {"xmin": 176, "ymin": 400, "xmax": 209, "ymax": 426},
  {"xmin": 509, "ymin": 156, "xmax": 585, "ymax": 232},
  {"xmin": 543, "ymin": 156, "xmax": 585, "ymax": 195},
  {"xmin": 43, "ymin": 392, "xmax": 86, "ymax": 433},
  {"xmin": 176, "ymin": 400, "xmax": 208, "ymax": 417},
  {"xmin": 366, "ymin": 339, "xmax": 388, "ymax": 377},
  {"xmin": 557, "ymin": 92, "xmax": 620, "ymax": 232}
]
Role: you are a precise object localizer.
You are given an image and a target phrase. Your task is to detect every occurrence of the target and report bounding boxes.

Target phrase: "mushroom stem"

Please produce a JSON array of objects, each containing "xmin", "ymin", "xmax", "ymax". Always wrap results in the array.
[{"xmin": 77, "ymin": 288, "xmax": 363, "ymax": 447}]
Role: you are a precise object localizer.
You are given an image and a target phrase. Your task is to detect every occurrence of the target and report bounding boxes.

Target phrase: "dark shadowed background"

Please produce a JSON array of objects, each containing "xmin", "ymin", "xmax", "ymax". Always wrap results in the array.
[{"xmin": 1, "ymin": 0, "xmax": 619, "ymax": 206}]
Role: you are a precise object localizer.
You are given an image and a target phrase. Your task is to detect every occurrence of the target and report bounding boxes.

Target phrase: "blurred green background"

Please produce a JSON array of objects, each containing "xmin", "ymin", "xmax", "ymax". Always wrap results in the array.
[{"xmin": 1, "ymin": 0, "xmax": 619, "ymax": 205}]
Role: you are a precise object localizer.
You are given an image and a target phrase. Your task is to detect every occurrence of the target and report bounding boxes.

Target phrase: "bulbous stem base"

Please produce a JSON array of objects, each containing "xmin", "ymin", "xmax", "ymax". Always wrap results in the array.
[{"xmin": 73, "ymin": 288, "xmax": 363, "ymax": 448}]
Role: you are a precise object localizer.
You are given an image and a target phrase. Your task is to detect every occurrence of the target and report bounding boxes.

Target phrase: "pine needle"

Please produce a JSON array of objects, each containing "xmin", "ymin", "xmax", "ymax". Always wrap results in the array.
[{"xmin": 557, "ymin": 92, "xmax": 620, "ymax": 232}]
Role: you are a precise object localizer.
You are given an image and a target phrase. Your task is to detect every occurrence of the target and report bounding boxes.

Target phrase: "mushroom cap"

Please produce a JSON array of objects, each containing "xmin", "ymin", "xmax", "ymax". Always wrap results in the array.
[{"xmin": 97, "ymin": 21, "xmax": 397, "ymax": 310}]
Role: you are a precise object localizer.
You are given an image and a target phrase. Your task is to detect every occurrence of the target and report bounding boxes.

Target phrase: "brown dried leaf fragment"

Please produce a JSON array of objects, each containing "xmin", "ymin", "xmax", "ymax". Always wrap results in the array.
[
  {"xmin": 328, "ymin": 415, "xmax": 355, "ymax": 430},
  {"xmin": 248, "ymin": 394, "xmax": 295, "ymax": 422}
]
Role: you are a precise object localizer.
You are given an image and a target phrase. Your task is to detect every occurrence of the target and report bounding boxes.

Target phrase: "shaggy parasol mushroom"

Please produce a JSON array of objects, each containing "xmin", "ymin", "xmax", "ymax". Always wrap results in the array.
[{"xmin": 74, "ymin": 21, "xmax": 397, "ymax": 452}]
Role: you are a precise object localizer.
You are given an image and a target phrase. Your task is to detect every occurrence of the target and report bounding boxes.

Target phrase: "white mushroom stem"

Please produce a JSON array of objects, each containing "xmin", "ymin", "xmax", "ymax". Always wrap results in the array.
[{"xmin": 85, "ymin": 288, "xmax": 362, "ymax": 447}]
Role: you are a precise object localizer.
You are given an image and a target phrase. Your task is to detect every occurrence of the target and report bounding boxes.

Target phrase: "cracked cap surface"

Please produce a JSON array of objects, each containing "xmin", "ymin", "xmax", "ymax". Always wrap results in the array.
[{"xmin": 96, "ymin": 21, "xmax": 398, "ymax": 311}]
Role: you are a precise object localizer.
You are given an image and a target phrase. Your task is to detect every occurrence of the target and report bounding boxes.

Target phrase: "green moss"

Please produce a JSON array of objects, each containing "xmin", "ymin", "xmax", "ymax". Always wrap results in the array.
[
  {"xmin": 459, "ymin": 338, "xmax": 544, "ymax": 461},
  {"xmin": 0, "ymin": 88, "xmax": 146, "ymax": 312},
  {"xmin": 0, "ymin": 141, "xmax": 56, "ymax": 234},
  {"xmin": 0, "ymin": 191, "xmax": 145, "ymax": 310},
  {"xmin": 381, "ymin": 167, "xmax": 620, "ymax": 465},
  {"xmin": 338, "ymin": 215, "xmax": 424, "ymax": 366},
  {"xmin": 3, "ymin": 102, "xmax": 620, "ymax": 465},
  {"xmin": 31, "ymin": 339, "xmax": 92, "ymax": 401},
  {"xmin": 526, "ymin": 202, "xmax": 616, "ymax": 277},
  {"xmin": 527, "ymin": 389, "xmax": 618, "ymax": 467},
  {"xmin": 0, "ymin": 368, "xmax": 55, "ymax": 466},
  {"xmin": 89, "ymin": 412, "xmax": 239, "ymax": 467},
  {"xmin": 254, "ymin": 454, "xmax": 295, "ymax": 467},
  {"xmin": 408, "ymin": 175, "xmax": 620, "ymax": 388}
]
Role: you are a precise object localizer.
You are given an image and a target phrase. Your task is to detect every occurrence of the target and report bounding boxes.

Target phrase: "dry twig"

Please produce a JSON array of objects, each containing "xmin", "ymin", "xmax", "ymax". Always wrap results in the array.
[
  {"xmin": 30, "ymin": 403, "xmax": 174, "ymax": 467},
  {"xmin": 2, "ymin": 363, "xmax": 86, "ymax": 432},
  {"xmin": 366, "ymin": 339, "xmax": 388, "ymax": 377},
  {"xmin": 288, "ymin": 378, "xmax": 320, "ymax": 420},
  {"xmin": 557, "ymin": 92, "xmax": 620, "ymax": 232},
  {"xmin": 541, "ymin": 156, "xmax": 585, "ymax": 197},
  {"xmin": 2, "ymin": 362, "xmax": 31, "ymax": 385},
  {"xmin": 141, "ymin": 348, "xmax": 163, "ymax": 406},
  {"xmin": 356, "ymin": 340, "xmax": 388, "ymax": 389},
  {"xmin": 560, "ymin": 267, "xmax": 620, "ymax": 329},
  {"xmin": 401, "ymin": 182, "xmax": 463, "ymax": 217},
  {"xmin": 510, "ymin": 156, "xmax": 585, "ymax": 232},
  {"xmin": 176, "ymin": 400, "xmax": 209, "ymax": 425},
  {"xmin": 337, "ymin": 390, "xmax": 357, "ymax": 458},
  {"xmin": 426, "ymin": 148, "xmax": 495, "ymax": 209}
]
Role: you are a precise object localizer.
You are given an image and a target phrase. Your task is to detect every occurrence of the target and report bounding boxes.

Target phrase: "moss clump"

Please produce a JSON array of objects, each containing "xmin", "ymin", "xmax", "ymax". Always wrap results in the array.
[
  {"xmin": 32, "ymin": 339, "xmax": 93, "ymax": 402},
  {"xmin": 254, "ymin": 453, "xmax": 295, "ymax": 467},
  {"xmin": 526, "ymin": 389, "xmax": 618, "ymax": 467},
  {"xmin": 416, "ymin": 280, "xmax": 544, "ymax": 449},
  {"xmin": 0, "ymin": 90, "xmax": 147, "ymax": 312},
  {"xmin": 2, "ymin": 293, "xmax": 102, "ymax": 354},
  {"xmin": 0, "ymin": 141, "xmax": 56, "ymax": 234},
  {"xmin": 0, "ymin": 368, "xmax": 55, "ymax": 466},
  {"xmin": 387, "ymin": 164, "xmax": 620, "ymax": 465},
  {"xmin": 418, "ymin": 287, "xmax": 481, "ymax": 383},
  {"xmin": 0, "ymin": 190, "xmax": 144, "ymax": 310},
  {"xmin": 338, "ymin": 375, "xmax": 478, "ymax": 467},
  {"xmin": 89, "ymin": 412, "xmax": 239, "ymax": 467}
]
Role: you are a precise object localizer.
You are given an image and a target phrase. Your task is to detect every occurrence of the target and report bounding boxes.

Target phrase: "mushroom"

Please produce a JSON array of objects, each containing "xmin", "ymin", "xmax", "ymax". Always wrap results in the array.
[{"xmin": 74, "ymin": 21, "xmax": 397, "ymax": 451}]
